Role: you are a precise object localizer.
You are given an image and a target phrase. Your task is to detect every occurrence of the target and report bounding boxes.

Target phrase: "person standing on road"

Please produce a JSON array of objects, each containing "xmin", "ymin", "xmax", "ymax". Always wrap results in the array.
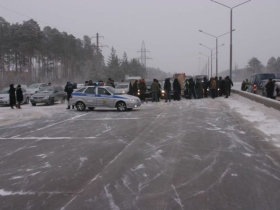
[
  {"xmin": 203, "ymin": 77, "xmax": 208, "ymax": 98},
  {"xmin": 173, "ymin": 78, "xmax": 181, "ymax": 101},
  {"xmin": 224, "ymin": 77, "xmax": 230, "ymax": 98},
  {"xmin": 64, "ymin": 81, "xmax": 74, "ymax": 109},
  {"xmin": 132, "ymin": 80, "xmax": 139, "ymax": 96},
  {"xmin": 8, "ymin": 84, "xmax": 16, "ymax": 109},
  {"xmin": 188, "ymin": 78, "xmax": 196, "ymax": 99},
  {"xmin": 209, "ymin": 77, "xmax": 217, "ymax": 99},
  {"xmin": 138, "ymin": 79, "xmax": 147, "ymax": 103},
  {"xmin": 195, "ymin": 79, "xmax": 203, "ymax": 99},
  {"xmin": 16, "ymin": 85, "xmax": 23, "ymax": 109},
  {"xmin": 164, "ymin": 78, "xmax": 171, "ymax": 102},
  {"xmin": 151, "ymin": 79, "xmax": 159, "ymax": 102},
  {"xmin": 265, "ymin": 78, "xmax": 275, "ymax": 99}
]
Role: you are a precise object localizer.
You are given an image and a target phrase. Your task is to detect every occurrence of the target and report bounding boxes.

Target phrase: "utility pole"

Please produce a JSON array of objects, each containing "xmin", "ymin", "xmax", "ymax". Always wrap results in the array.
[
  {"xmin": 138, "ymin": 41, "xmax": 152, "ymax": 79},
  {"xmin": 91, "ymin": 33, "xmax": 108, "ymax": 79}
]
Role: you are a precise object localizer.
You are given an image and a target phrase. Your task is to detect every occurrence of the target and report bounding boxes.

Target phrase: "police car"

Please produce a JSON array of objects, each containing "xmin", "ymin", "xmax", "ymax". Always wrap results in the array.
[{"xmin": 70, "ymin": 86, "xmax": 141, "ymax": 111}]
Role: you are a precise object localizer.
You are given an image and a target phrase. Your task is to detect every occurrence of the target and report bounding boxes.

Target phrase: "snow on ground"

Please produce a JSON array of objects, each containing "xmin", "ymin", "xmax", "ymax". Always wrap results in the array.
[
  {"xmin": 225, "ymin": 83, "xmax": 280, "ymax": 147},
  {"xmin": 0, "ymin": 85, "xmax": 279, "ymax": 148},
  {"xmin": 0, "ymin": 103, "xmax": 67, "ymax": 127}
]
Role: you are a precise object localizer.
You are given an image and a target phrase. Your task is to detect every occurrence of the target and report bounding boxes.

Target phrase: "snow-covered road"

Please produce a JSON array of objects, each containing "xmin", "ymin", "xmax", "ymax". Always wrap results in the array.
[{"xmin": 0, "ymin": 93, "xmax": 280, "ymax": 210}]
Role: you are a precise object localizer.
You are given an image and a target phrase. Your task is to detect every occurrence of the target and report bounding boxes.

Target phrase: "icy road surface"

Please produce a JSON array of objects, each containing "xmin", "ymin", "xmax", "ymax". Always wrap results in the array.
[{"xmin": 0, "ymin": 94, "xmax": 280, "ymax": 210}]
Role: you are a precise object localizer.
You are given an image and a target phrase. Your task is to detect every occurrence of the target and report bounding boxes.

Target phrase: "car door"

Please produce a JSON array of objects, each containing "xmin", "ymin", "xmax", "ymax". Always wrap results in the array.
[
  {"xmin": 96, "ymin": 87, "xmax": 112, "ymax": 107},
  {"xmin": 84, "ymin": 87, "xmax": 97, "ymax": 107},
  {"xmin": 56, "ymin": 86, "xmax": 64, "ymax": 101},
  {"xmin": 52, "ymin": 87, "xmax": 58, "ymax": 102}
]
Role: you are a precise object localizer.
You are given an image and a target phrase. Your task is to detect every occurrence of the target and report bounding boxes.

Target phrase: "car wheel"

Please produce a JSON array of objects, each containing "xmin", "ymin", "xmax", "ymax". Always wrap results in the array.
[
  {"xmin": 88, "ymin": 107, "xmax": 95, "ymax": 111},
  {"xmin": 76, "ymin": 101, "xmax": 86, "ymax": 111},
  {"xmin": 116, "ymin": 101, "xmax": 126, "ymax": 111},
  {"xmin": 32, "ymin": 103, "xmax": 36, "ymax": 106},
  {"xmin": 61, "ymin": 97, "xmax": 65, "ymax": 104}
]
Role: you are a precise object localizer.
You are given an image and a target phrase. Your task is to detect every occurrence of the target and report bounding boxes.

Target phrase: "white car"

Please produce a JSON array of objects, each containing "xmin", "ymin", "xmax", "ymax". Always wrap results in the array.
[
  {"xmin": 0, "ymin": 87, "xmax": 30, "ymax": 105},
  {"xmin": 70, "ymin": 86, "xmax": 141, "ymax": 111},
  {"xmin": 27, "ymin": 83, "xmax": 48, "ymax": 95},
  {"xmin": 115, "ymin": 83, "xmax": 129, "ymax": 94}
]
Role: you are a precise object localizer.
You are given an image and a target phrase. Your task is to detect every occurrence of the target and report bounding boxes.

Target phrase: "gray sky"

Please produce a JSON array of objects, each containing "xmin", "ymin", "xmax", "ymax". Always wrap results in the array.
[{"xmin": 0, "ymin": 0, "xmax": 279, "ymax": 76}]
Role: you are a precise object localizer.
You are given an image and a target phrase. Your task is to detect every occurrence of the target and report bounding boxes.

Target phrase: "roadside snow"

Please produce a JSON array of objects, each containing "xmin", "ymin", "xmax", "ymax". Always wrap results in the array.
[
  {"xmin": 0, "ymin": 103, "xmax": 66, "ymax": 127},
  {"xmin": 224, "ymin": 89, "xmax": 280, "ymax": 147}
]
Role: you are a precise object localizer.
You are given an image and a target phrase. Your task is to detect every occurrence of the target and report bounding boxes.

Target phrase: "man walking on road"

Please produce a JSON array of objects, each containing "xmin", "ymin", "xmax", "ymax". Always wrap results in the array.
[{"xmin": 65, "ymin": 82, "xmax": 74, "ymax": 109}]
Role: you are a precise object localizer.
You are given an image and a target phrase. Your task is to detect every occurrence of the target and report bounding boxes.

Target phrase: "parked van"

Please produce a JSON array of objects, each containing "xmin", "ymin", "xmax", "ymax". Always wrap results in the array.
[{"xmin": 247, "ymin": 73, "xmax": 276, "ymax": 95}]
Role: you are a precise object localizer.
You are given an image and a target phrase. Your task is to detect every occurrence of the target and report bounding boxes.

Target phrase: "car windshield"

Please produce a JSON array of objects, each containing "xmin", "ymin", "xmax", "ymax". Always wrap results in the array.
[
  {"xmin": 28, "ymin": 84, "xmax": 41, "ymax": 89},
  {"xmin": 38, "ymin": 87, "xmax": 53, "ymax": 93},
  {"xmin": 116, "ymin": 84, "xmax": 128, "ymax": 89},
  {"xmin": 0, "ymin": 88, "xmax": 9, "ymax": 94},
  {"xmin": 146, "ymin": 80, "xmax": 153, "ymax": 86}
]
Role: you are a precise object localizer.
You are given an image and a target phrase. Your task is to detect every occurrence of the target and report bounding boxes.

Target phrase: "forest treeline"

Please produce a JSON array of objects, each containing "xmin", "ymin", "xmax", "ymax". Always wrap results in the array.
[
  {"xmin": 219, "ymin": 57, "xmax": 280, "ymax": 81},
  {"xmin": 0, "ymin": 17, "xmax": 170, "ymax": 88}
]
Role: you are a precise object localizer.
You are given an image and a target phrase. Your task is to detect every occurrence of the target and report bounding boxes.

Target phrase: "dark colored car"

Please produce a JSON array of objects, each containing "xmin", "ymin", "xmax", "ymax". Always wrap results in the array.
[
  {"xmin": 247, "ymin": 73, "xmax": 276, "ymax": 95},
  {"xmin": 144, "ymin": 79, "xmax": 153, "ymax": 99},
  {"xmin": 30, "ymin": 86, "xmax": 66, "ymax": 106}
]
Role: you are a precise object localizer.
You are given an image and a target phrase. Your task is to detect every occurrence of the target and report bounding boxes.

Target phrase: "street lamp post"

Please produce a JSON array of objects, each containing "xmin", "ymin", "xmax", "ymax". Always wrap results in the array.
[
  {"xmin": 200, "ymin": 52, "xmax": 210, "ymax": 78},
  {"xmin": 199, "ymin": 29, "xmax": 234, "ymax": 78},
  {"xmin": 210, "ymin": 0, "xmax": 251, "ymax": 80},
  {"xmin": 199, "ymin": 59, "xmax": 207, "ymax": 75},
  {"xmin": 199, "ymin": 43, "xmax": 224, "ymax": 77}
]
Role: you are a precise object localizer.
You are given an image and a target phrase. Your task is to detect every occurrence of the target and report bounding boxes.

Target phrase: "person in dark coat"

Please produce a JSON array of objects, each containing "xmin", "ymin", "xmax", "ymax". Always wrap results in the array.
[
  {"xmin": 64, "ymin": 81, "xmax": 74, "ymax": 109},
  {"xmin": 202, "ymin": 77, "xmax": 208, "ymax": 98},
  {"xmin": 16, "ymin": 85, "xmax": 23, "ymax": 109},
  {"xmin": 8, "ymin": 84, "xmax": 16, "ymax": 109},
  {"xmin": 132, "ymin": 80, "xmax": 139, "ymax": 96},
  {"xmin": 151, "ymin": 79, "xmax": 159, "ymax": 102},
  {"xmin": 188, "ymin": 78, "xmax": 196, "ymax": 99},
  {"xmin": 173, "ymin": 78, "xmax": 181, "ymax": 101},
  {"xmin": 138, "ymin": 79, "xmax": 147, "ymax": 103},
  {"xmin": 265, "ymin": 78, "xmax": 275, "ymax": 99},
  {"xmin": 164, "ymin": 78, "xmax": 171, "ymax": 102},
  {"xmin": 195, "ymin": 79, "xmax": 203, "ymax": 99},
  {"xmin": 224, "ymin": 77, "xmax": 230, "ymax": 98}
]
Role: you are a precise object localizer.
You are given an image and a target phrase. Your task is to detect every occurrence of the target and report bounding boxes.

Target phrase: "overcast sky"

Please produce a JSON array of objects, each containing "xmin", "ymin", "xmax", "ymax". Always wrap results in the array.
[{"xmin": 0, "ymin": 0, "xmax": 279, "ymax": 76}]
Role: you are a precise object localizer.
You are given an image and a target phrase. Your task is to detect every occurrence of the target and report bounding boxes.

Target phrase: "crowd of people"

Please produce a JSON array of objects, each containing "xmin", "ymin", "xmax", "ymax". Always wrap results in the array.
[
  {"xmin": 6, "ymin": 76, "xmax": 235, "ymax": 110},
  {"xmin": 184, "ymin": 76, "xmax": 234, "ymax": 100}
]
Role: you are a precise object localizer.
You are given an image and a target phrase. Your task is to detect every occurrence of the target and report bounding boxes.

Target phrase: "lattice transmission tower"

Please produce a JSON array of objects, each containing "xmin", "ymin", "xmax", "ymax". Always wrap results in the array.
[{"xmin": 138, "ymin": 41, "xmax": 152, "ymax": 78}]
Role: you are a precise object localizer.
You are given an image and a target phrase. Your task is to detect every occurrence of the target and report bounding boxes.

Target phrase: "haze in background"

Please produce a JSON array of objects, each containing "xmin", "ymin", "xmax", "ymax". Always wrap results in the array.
[{"xmin": 0, "ymin": 0, "xmax": 278, "ymax": 75}]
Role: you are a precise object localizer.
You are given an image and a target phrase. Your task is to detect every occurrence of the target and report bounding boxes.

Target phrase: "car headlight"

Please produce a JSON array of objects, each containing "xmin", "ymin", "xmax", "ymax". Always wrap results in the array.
[
  {"xmin": 161, "ymin": 90, "xmax": 165, "ymax": 93},
  {"xmin": 43, "ymin": 96, "xmax": 50, "ymax": 99}
]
